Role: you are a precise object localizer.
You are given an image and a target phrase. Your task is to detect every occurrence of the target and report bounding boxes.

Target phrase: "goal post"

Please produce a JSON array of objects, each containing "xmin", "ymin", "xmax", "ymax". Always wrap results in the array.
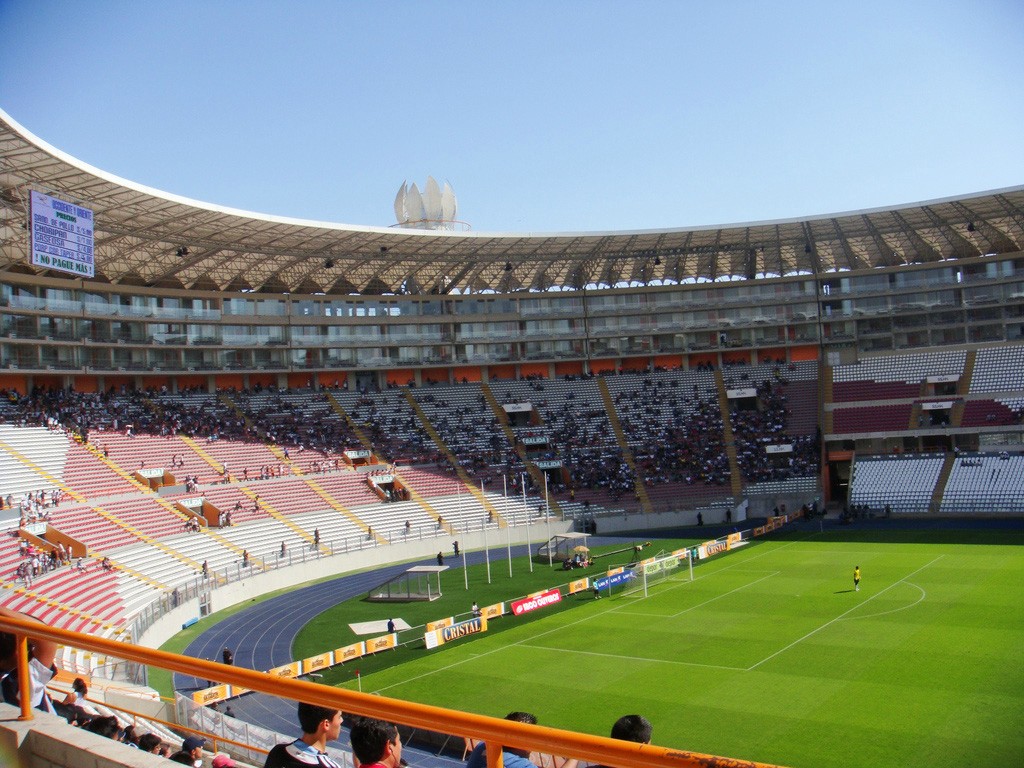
[{"xmin": 621, "ymin": 548, "xmax": 694, "ymax": 598}]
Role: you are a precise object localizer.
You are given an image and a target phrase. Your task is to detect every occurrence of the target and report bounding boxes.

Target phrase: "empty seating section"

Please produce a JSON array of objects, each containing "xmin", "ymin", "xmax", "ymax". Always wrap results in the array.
[
  {"xmin": 960, "ymin": 399, "xmax": 1021, "ymax": 427},
  {"xmin": 833, "ymin": 350, "xmax": 966, "ymax": 384},
  {"xmin": 303, "ymin": 472, "xmax": 383, "ymax": 507},
  {"xmin": 780, "ymin": 378, "xmax": 820, "ymax": 436},
  {"xmin": 832, "ymin": 404, "xmax": 913, "ymax": 433},
  {"xmin": 3, "ymin": 568, "xmax": 127, "ymax": 633},
  {"xmin": 833, "ymin": 380, "xmax": 920, "ymax": 402},
  {"xmin": 849, "ymin": 454, "xmax": 945, "ymax": 512},
  {"xmin": 44, "ymin": 502, "xmax": 147, "ymax": 551},
  {"xmin": 95, "ymin": 432, "xmax": 222, "ymax": 484},
  {"xmin": 745, "ymin": 477, "xmax": 818, "ymax": 497},
  {"xmin": 969, "ymin": 344, "xmax": 1024, "ymax": 393},
  {"xmin": 395, "ymin": 466, "xmax": 465, "ymax": 498},
  {"xmin": 940, "ymin": 453, "xmax": 1024, "ymax": 514},
  {"xmin": 833, "ymin": 350, "xmax": 966, "ymax": 403},
  {"xmin": 0, "ymin": 532, "xmax": 23, "ymax": 583},
  {"xmin": 831, "ymin": 347, "xmax": 1024, "ymax": 435},
  {"xmin": 59, "ymin": 440, "xmax": 140, "ymax": 498},
  {"xmin": 0, "ymin": 424, "xmax": 68, "ymax": 498}
]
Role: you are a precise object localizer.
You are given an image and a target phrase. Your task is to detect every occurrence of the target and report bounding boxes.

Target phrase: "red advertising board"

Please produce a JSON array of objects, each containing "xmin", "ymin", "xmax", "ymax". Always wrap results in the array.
[{"xmin": 511, "ymin": 588, "xmax": 562, "ymax": 616}]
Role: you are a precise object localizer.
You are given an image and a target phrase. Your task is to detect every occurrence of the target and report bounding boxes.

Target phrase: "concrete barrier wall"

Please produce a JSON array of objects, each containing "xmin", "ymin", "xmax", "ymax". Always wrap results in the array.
[{"xmin": 0, "ymin": 703, "xmax": 169, "ymax": 768}]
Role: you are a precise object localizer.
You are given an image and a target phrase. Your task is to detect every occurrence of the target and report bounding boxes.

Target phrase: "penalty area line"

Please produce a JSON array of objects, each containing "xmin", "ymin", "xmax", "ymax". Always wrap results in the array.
[{"xmin": 746, "ymin": 555, "xmax": 944, "ymax": 671}]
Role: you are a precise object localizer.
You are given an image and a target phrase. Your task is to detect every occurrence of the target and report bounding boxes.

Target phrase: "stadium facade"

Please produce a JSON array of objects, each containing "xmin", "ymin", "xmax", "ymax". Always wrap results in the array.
[{"xmin": 2, "ymin": 108, "xmax": 1023, "ymax": 508}]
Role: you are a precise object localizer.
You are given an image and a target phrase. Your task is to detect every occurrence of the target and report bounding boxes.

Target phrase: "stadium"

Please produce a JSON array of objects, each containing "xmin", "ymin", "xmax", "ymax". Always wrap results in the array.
[{"xmin": 0, "ymin": 102, "xmax": 1022, "ymax": 768}]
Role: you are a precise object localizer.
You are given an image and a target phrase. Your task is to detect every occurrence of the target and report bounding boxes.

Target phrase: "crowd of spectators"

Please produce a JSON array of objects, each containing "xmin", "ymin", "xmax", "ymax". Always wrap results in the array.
[
  {"xmin": 730, "ymin": 378, "xmax": 819, "ymax": 483},
  {"xmin": 615, "ymin": 376, "xmax": 730, "ymax": 489},
  {"xmin": 10, "ymin": 535, "xmax": 76, "ymax": 586},
  {"xmin": 1, "ymin": 368, "xmax": 821, "ymax": 519}
]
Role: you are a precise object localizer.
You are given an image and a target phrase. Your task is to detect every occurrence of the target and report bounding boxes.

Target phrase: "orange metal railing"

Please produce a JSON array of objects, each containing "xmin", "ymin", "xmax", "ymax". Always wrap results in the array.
[{"xmin": 0, "ymin": 615, "xmax": 787, "ymax": 768}]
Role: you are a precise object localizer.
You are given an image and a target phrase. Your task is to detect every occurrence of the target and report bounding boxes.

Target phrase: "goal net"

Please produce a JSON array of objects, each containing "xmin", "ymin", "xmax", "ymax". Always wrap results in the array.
[{"xmin": 620, "ymin": 548, "xmax": 693, "ymax": 598}]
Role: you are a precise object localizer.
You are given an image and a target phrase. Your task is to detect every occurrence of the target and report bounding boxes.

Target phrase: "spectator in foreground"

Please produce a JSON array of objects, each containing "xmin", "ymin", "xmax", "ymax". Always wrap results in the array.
[
  {"xmin": 350, "ymin": 717, "xmax": 403, "ymax": 768},
  {"xmin": 0, "ymin": 607, "xmax": 59, "ymax": 714},
  {"xmin": 467, "ymin": 711, "xmax": 578, "ymax": 768},
  {"xmin": 264, "ymin": 701, "xmax": 343, "ymax": 768},
  {"xmin": 84, "ymin": 715, "xmax": 122, "ymax": 741},
  {"xmin": 610, "ymin": 714, "xmax": 652, "ymax": 744},
  {"xmin": 58, "ymin": 676, "xmax": 95, "ymax": 725},
  {"xmin": 182, "ymin": 735, "xmax": 206, "ymax": 767},
  {"xmin": 137, "ymin": 733, "xmax": 163, "ymax": 753},
  {"xmin": 588, "ymin": 714, "xmax": 653, "ymax": 768}
]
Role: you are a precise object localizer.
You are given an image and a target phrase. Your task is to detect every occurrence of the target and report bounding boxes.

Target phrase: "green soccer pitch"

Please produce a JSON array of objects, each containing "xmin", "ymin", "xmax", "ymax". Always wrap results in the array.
[{"xmin": 296, "ymin": 526, "xmax": 1024, "ymax": 768}]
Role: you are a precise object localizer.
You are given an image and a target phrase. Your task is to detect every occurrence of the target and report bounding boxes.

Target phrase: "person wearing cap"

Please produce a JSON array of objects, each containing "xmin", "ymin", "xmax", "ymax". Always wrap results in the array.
[
  {"xmin": 182, "ymin": 735, "xmax": 206, "ymax": 767},
  {"xmin": 264, "ymin": 701, "xmax": 343, "ymax": 768},
  {"xmin": 213, "ymin": 754, "xmax": 237, "ymax": 768}
]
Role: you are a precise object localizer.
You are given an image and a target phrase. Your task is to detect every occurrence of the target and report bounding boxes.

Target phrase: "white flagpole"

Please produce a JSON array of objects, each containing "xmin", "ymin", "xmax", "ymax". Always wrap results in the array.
[
  {"xmin": 522, "ymin": 472, "xmax": 533, "ymax": 573},
  {"xmin": 481, "ymin": 480, "xmax": 491, "ymax": 584},
  {"xmin": 544, "ymin": 472, "xmax": 552, "ymax": 568},
  {"xmin": 458, "ymin": 485, "xmax": 468, "ymax": 590},
  {"xmin": 506, "ymin": 503, "xmax": 513, "ymax": 578}
]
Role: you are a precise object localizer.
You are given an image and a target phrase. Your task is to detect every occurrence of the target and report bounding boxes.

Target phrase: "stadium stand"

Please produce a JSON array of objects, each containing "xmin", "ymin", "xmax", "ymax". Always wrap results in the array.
[
  {"xmin": 848, "ymin": 454, "xmax": 946, "ymax": 514},
  {"xmin": 1, "ymin": 106, "xmax": 1023, "ymax": 767}
]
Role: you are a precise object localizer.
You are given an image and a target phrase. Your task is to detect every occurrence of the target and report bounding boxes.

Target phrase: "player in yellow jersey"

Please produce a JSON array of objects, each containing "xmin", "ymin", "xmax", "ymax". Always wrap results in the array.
[{"xmin": 854, "ymin": 566, "xmax": 861, "ymax": 592}]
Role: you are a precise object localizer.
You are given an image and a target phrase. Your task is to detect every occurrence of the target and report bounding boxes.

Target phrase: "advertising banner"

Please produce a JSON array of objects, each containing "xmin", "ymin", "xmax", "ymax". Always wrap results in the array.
[
  {"xmin": 481, "ymin": 602, "xmax": 504, "ymax": 620},
  {"xmin": 424, "ymin": 615, "xmax": 489, "ymax": 650},
  {"xmin": 192, "ymin": 684, "xmax": 230, "ymax": 705},
  {"xmin": 304, "ymin": 651, "xmax": 333, "ymax": 673},
  {"xmin": 267, "ymin": 661, "xmax": 301, "ymax": 680},
  {"xmin": 335, "ymin": 641, "xmax": 365, "ymax": 663},
  {"xmin": 511, "ymin": 588, "xmax": 562, "ymax": 616},
  {"xmin": 593, "ymin": 570, "xmax": 636, "ymax": 590},
  {"xmin": 367, "ymin": 634, "xmax": 396, "ymax": 653},
  {"xmin": 698, "ymin": 539, "xmax": 729, "ymax": 559},
  {"xmin": 568, "ymin": 577, "xmax": 590, "ymax": 594},
  {"xmin": 426, "ymin": 617, "xmax": 454, "ymax": 632}
]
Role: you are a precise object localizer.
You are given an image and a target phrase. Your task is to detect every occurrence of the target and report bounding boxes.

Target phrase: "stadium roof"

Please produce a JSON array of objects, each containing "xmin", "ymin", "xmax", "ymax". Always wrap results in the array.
[{"xmin": 2, "ymin": 108, "xmax": 1023, "ymax": 296}]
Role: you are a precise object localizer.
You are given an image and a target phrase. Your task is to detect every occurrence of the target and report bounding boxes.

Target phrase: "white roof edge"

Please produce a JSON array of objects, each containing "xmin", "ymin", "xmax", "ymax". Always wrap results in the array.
[{"xmin": 3, "ymin": 107, "xmax": 1022, "ymax": 242}]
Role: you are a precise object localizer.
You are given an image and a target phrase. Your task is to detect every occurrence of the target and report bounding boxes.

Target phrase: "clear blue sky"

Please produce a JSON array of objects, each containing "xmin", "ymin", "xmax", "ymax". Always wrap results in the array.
[{"xmin": 1, "ymin": 1, "xmax": 1022, "ymax": 233}]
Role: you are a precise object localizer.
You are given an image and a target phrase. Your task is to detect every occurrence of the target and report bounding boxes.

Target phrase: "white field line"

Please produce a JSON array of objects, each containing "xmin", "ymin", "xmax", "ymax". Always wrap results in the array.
[
  {"xmin": 373, "ymin": 570, "xmax": 781, "ymax": 692},
  {"xmin": 745, "ymin": 555, "xmax": 944, "ymax": 671},
  {"xmin": 836, "ymin": 582, "xmax": 927, "ymax": 621},
  {"xmin": 618, "ymin": 535, "xmax": 806, "ymax": 606},
  {"xmin": 370, "ymin": 537, "xmax": 891, "ymax": 693}
]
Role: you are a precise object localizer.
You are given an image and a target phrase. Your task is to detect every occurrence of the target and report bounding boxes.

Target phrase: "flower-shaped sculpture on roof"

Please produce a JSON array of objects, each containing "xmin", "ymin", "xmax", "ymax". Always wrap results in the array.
[{"xmin": 393, "ymin": 177, "xmax": 464, "ymax": 230}]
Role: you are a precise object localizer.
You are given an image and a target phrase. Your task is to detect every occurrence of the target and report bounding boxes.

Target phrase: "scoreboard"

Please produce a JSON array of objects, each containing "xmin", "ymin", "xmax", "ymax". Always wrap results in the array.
[{"xmin": 29, "ymin": 190, "xmax": 95, "ymax": 278}]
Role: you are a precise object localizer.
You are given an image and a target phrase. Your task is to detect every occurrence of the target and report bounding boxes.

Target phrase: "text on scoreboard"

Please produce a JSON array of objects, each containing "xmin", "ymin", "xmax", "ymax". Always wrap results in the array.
[{"xmin": 30, "ymin": 190, "xmax": 95, "ymax": 278}]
